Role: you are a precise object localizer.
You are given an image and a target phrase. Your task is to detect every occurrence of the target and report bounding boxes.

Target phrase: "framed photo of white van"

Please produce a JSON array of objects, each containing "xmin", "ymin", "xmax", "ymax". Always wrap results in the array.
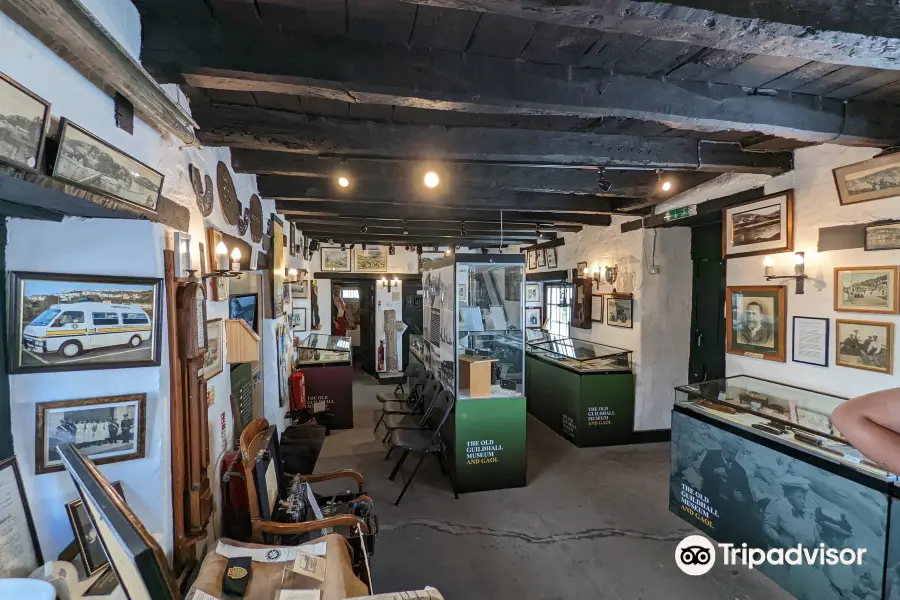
[{"xmin": 8, "ymin": 272, "xmax": 163, "ymax": 374}]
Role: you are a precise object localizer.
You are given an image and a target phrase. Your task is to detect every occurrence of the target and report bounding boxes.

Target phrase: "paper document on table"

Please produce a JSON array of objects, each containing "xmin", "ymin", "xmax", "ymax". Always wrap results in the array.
[
  {"xmin": 352, "ymin": 587, "xmax": 445, "ymax": 600},
  {"xmin": 186, "ymin": 589, "xmax": 222, "ymax": 600},
  {"xmin": 291, "ymin": 552, "xmax": 327, "ymax": 582},
  {"xmin": 276, "ymin": 591, "xmax": 321, "ymax": 600}
]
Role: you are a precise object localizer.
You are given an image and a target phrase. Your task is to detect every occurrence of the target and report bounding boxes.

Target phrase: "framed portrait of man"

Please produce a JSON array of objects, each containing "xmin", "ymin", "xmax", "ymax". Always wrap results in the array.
[{"xmin": 726, "ymin": 285, "xmax": 787, "ymax": 362}]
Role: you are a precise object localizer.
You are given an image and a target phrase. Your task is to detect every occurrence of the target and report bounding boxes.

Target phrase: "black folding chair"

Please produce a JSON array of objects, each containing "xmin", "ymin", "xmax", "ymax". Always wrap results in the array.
[
  {"xmin": 373, "ymin": 370, "xmax": 433, "ymax": 433},
  {"xmin": 376, "ymin": 362, "xmax": 424, "ymax": 404},
  {"xmin": 381, "ymin": 379, "xmax": 443, "ymax": 444},
  {"xmin": 387, "ymin": 390, "xmax": 458, "ymax": 506}
]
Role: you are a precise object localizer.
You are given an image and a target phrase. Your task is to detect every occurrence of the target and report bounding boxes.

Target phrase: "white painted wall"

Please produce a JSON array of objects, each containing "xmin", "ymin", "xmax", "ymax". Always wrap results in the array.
[
  {"xmin": 0, "ymin": 4, "xmax": 293, "ymax": 558},
  {"xmin": 523, "ymin": 217, "xmax": 692, "ymax": 431},
  {"xmin": 660, "ymin": 144, "xmax": 900, "ymax": 397}
]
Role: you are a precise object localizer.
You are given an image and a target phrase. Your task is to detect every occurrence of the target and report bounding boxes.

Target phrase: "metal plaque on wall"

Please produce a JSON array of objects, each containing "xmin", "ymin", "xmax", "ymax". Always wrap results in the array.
[
  {"xmin": 189, "ymin": 164, "xmax": 214, "ymax": 217},
  {"xmin": 249, "ymin": 194, "xmax": 263, "ymax": 242},
  {"xmin": 216, "ymin": 161, "xmax": 240, "ymax": 226}
]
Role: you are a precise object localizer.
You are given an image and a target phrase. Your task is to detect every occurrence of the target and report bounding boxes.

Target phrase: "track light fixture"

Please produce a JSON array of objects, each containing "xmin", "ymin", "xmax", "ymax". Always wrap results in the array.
[
  {"xmin": 402, "ymin": 220, "xmax": 409, "ymax": 236},
  {"xmin": 597, "ymin": 167, "xmax": 612, "ymax": 193},
  {"xmin": 328, "ymin": 238, "xmax": 334, "ymax": 244},
  {"xmin": 340, "ymin": 243, "xmax": 346, "ymax": 251},
  {"xmin": 481, "ymin": 248, "xmax": 489, "ymax": 254},
  {"xmin": 460, "ymin": 221, "xmax": 467, "ymax": 236},
  {"xmin": 361, "ymin": 224, "xmax": 368, "ymax": 233},
  {"xmin": 337, "ymin": 176, "xmax": 350, "ymax": 188},
  {"xmin": 405, "ymin": 244, "xmax": 410, "ymax": 251},
  {"xmin": 362, "ymin": 243, "xmax": 367, "ymax": 250},
  {"xmin": 349, "ymin": 243, "xmax": 355, "ymax": 250},
  {"xmin": 389, "ymin": 244, "xmax": 395, "ymax": 255},
  {"xmin": 657, "ymin": 169, "xmax": 674, "ymax": 193},
  {"xmin": 416, "ymin": 245, "xmax": 423, "ymax": 255}
]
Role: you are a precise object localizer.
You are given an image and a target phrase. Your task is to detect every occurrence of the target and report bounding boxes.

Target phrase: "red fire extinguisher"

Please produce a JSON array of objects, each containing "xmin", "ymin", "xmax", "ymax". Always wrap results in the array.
[{"xmin": 377, "ymin": 340, "xmax": 385, "ymax": 371}]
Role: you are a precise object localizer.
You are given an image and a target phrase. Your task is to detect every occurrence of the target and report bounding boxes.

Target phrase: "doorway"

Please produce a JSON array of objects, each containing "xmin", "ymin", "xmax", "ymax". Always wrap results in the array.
[
  {"xmin": 402, "ymin": 281, "xmax": 423, "ymax": 369},
  {"xmin": 689, "ymin": 222, "xmax": 727, "ymax": 383},
  {"xmin": 333, "ymin": 280, "xmax": 377, "ymax": 375}
]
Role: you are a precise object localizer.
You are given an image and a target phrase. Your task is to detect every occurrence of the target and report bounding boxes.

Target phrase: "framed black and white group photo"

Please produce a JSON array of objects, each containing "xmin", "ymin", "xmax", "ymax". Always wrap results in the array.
[{"xmin": 0, "ymin": 70, "xmax": 51, "ymax": 172}]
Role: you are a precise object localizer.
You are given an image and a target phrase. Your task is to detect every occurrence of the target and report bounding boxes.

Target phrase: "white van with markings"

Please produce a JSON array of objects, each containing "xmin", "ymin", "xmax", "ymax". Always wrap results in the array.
[{"xmin": 23, "ymin": 302, "xmax": 152, "ymax": 358}]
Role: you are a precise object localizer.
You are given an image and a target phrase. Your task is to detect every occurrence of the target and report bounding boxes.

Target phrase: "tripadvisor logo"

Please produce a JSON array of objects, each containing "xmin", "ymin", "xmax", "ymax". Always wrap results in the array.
[{"xmin": 675, "ymin": 535, "xmax": 716, "ymax": 576}]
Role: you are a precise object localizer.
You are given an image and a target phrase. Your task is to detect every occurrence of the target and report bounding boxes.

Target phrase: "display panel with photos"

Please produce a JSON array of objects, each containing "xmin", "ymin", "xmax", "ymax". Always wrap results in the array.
[
  {"xmin": 527, "ymin": 250, "xmax": 537, "ymax": 270},
  {"xmin": 321, "ymin": 247, "xmax": 351, "ymax": 272},
  {"xmin": 545, "ymin": 247, "xmax": 558, "ymax": 269},
  {"xmin": 722, "ymin": 191, "xmax": 793, "ymax": 259},
  {"xmin": 418, "ymin": 251, "xmax": 445, "ymax": 273},
  {"xmin": 203, "ymin": 318, "xmax": 224, "ymax": 381},
  {"xmin": 67, "ymin": 481, "xmax": 125, "ymax": 575},
  {"xmin": 836, "ymin": 318, "xmax": 894, "ymax": 375},
  {"xmin": 53, "ymin": 119, "xmax": 163, "ymax": 211},
  {"xmin": 834, "ymin": 265, "xmax": 899, "ymax": 314},
  {"xmin": 536, "ymin": 249, "xmax": 546, "ymax": 268},
  {"xmin": 36, "ymin": 393, "xmax": 146, "ymax": 474},
  {"xmin": 0, "ymin": 457, "xmax": 42, "ymax": 578},
  {"xmin": 0, "ymin": 71, "xmax": 50, "ymax": 171},
  {"xmin": 726, "ymin": 285, "xmax": 786, "ymax": 362},
  {"xmin": 525, "ymin": 283, "xmax": 540, "ymax": 303},
  {"xmin": 8, "ymin": 272, "xmax": 163, "ymax": 374}
]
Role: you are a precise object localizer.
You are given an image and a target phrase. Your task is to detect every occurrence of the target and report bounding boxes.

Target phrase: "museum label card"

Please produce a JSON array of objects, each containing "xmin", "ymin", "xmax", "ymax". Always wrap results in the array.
[{"xmin": 291, "ymin": 552, "xmax": 326, "ymax": 582}]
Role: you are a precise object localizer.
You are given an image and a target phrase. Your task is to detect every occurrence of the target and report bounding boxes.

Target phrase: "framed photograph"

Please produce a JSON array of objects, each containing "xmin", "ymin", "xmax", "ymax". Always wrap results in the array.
[
  {"xmin": 53, "ymin": 119, "xmax": 163, "ymax": 211},
  {"xmin": 834, "ymin": 153, "xmax": 900, "ymax": 206},
  {"xmin": 353, "ymin": 247, "xmax": 388, "ymax": 273},
  {"xmin": 458, "ymin": 283, "xmax": 467, "ymax": 303},
  {"xmin": 866, "ymin": 222, "xmax": 900, "ymax": 251},
  {"xmin": 291, "ymin": 307, "xmax": 307, "ymax": 330},
  {"xmin": 525, "ymin": 283, "xmax": 541, "ymax": 304},
  {"xmin": 8, "ymin": 272, "xmax": 163, "ymax": 374},
  {"xmin": 418, "ymin": 251, "xmax": 446, "ymax": 273},
  {"xmin": 321, "ymin": 247, "xmax": 351, "ymax": 272},
  {"xmin": 0, "ymin": 457, "xmax": 42, "ymax": 578},
  {"xmin": 834, "ymin": 266, "xmax": 899, "ymax": 314},
  {"xmin": 0, "ymin": 71, "xmax": 50, "ymax": 172},
  {"xmin": 527, "ymin": 250, "xmax": 537, "ymax": 270},
  {"xmin": 271, "ymin": 216, "xmax": 285, "ymax": 318},
  {"xmin": 591, "ymin": 295, "xmax": 604, "ymax": 324},
  {"xmin": 576, "ymin": 261, "xmax": 588, "ymax": 274},
  {"xmin": 536, "ymin": 249, "xmax": 546, "ymax": 268},
  {"xmin": 726, "ymin": 285, "xmax": 787, "ymax": 362},
  {"xmin": 289, "ymin": 280, "xmax": 308, "ymax": 299},
  {"xmin": 545, "ymin": 247, "xmax": 558, "ymax": 269},
  {"xmin": 66, "ymin": 481, "xmax": 125, "ymax": 576},
  {"xmin": 606, "ymin": 295, "xmax": 633, "ymax": 328},
  {"xmin": 722, "ymin": 190, "xmax": 794, "ymax": 259},
  {"xmin": 572, "ymin": 278, "xmax": 592, "ymax": 329},
  {"xmin": 35, "ymin": 393, "xmax": 147, "ymax": 474},
  {"xmin": 836, "ymin": 319, "xmax": 894, "ymax": 374},
  {"xmin": 525, "ymin": 307, "xmax": 542, "ymax": 329},
  {"xmin": 203, "ymin": 318, "xmax": 224, "ymax": 381},
  {"xmin": 792, "ymin": 316, "xmax": 829, "ymax": 367}
]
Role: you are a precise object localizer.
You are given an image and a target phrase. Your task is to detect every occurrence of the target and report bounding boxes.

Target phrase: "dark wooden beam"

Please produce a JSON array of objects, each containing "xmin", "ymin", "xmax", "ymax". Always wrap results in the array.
[
  {"xmin": 232, "ymin": 150, "xmax": 718, "ymax": 196},
  {"xmin": 197, "ymin": 104, "xmax": 793, "ymax": 174},
  {"xmin": 301, "ymin": 230, "xmax": 543, "ymax": 245},
  {"xmin": 275, "ymin": 200, "xmax": 613, "ymax": 226},
  {"xmin": 289, "ymin": 217, "xmax": 581, "ymax": 234},
  {"xmin": 519, "ymin": 237, "xmax": 566, "ymax": 252},
  {"xmin": 143, "ymin": 26, "xmax": 900, "ymax": 145},
  {"xmin": 259, "ymin": 176, "xmax": 632, "ymax": 212},
  {"xmin": 392, "ymin": 0, "xmax": 900, "ymax": 71}
]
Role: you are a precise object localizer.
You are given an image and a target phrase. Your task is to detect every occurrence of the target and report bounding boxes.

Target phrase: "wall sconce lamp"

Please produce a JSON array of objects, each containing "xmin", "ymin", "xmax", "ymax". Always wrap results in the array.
[
  {"xmin": 286, "ymin": 268, "xmax": 299, "ymax": 282},
  {"xmin": 203, "ymin": 241, "xmax": 243, "ymax": 279},
  {"xmin": 591, "ymin": 265, "xmax": 602, "ymax": 287},
  {"xmin": 381, "ymin": 276, "xmax": 401, "ymax": 291},
  {"xmin": 764, "ymin": 253, "xmax": 808, "ymax": 293}
]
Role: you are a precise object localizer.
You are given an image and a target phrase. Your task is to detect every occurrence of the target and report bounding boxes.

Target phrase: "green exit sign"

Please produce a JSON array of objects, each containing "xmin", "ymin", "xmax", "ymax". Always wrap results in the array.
[{"xmin": 662, "ymin": 205, "xmax": 697, "ymax": 222}]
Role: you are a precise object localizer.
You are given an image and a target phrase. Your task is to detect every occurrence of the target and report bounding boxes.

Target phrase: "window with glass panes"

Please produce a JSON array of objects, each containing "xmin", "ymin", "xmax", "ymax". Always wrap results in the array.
[{"xmin": 545, "ymin": 283, "xmax": 572, "ymax": 337}]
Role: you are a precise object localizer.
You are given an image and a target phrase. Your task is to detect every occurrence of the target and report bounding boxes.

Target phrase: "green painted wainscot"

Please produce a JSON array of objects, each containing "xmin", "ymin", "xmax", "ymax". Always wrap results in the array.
[{"xmin": 525, "ymin": 335, "xmax": 635, "ymax": 447}]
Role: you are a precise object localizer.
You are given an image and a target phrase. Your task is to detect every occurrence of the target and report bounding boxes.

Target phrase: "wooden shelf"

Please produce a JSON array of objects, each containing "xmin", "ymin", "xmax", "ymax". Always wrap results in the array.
[{"xmin": 225, "ymin": 319, "xmax": 260, "ymax": 364}]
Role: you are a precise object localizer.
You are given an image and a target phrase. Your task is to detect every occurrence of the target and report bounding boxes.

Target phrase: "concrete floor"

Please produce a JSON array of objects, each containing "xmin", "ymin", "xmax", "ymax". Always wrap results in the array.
[{"xmin": 316, "ymin": 370, "xmax": 792, "ymax": 600}]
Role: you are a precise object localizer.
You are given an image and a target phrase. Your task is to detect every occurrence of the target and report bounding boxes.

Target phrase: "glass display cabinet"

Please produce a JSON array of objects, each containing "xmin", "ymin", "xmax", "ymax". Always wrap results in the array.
[
  {"xmin": 420, "ymin": 254, "xmax": 527, "ymax": 494},
  {"xmin": 670, "ymin": 375, "xmax": 899, "ymax": 600},
  {"xmin": 525, "ymin": 336, "xmax": 635, "ymax": 447},
  {"xmin": 293, "ymin": 333, "xmax": 354, "ymax": 429}
]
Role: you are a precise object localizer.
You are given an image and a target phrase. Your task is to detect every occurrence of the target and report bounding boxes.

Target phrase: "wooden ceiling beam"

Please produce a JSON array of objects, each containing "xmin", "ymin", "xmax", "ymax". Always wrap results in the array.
[
  {"xmin": 289, "ymin": 218, "xmax": 581, "ymax": 234},
  {"xmin": 275, "ymin": 201, "xmax": 615, "ymax": 225},
  {"xmin": 196, "ymin": 104, "xmax": 793, "ymax": 174},
  {"xmin": 392, "ymin": 0, "xmax": 900, "ymax": 71},
  {"xmin": 298, "ymin": 229, "xmax": 547, "ymax": 245},
  {"xmin": 231, "ymin": 150, "xmax": 719, "ymax": 196},
  {"xmin": 143, "ymin": 26, "xmax": 900, "ymax": 145}
]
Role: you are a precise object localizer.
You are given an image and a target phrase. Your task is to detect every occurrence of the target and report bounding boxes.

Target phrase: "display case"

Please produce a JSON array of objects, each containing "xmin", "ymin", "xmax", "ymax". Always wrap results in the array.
[
  {"xmin": 528, "ymin": 338, "xmax": 632, "ymax": 374},
  {"xmin": 420, "ymin": 254, "xmax": 527, "ymax": 493},
  {"xmin": 293, "ymin": 333, "xmax": 354, "ymax": 429},
  {"xmin": 670, "ymin": 375, "xmax": 898, "ymax": 600},
  {"xmin": 295, "ymin": 333, "xmax": 352, "ymax": 366}
]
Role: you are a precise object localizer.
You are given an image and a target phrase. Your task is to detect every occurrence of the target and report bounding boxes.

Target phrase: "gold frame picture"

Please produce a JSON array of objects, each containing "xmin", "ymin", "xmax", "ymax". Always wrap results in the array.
[
  {"xmin": 722, "ymin": 190, "xmax": 794, "ymax": 259},
  {"xmin": 835, "ymin": 319, "xmax": 894, "ymax": 375},
  {"xmin": 726, "ymin": 285, "xmax": 787, "ymax": 362},
  {"xmin": 834, "ymin": 153, "xmax": 900, "ymax": 206},
  {"xmin": 834, "ymin": 266, "xmax": 899, "ymax": 315}
]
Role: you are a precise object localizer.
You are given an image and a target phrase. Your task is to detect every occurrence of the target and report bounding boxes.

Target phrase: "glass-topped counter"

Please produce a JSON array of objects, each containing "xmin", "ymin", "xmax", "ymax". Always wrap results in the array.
[
  {"xmin": 295, "ymin": 333, "xmax": 352, "ymax": 366},
  {"xmin": 527, "ymin": 337, "xmax": 632, "ymax": 373},
  {"xmin": 675, "ymin": 375, "xmax": 894, "ymax": 480}
]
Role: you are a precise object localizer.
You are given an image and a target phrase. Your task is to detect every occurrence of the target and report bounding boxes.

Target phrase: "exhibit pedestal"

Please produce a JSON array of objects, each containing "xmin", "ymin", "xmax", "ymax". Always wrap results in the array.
[
  {"xmin": 526, "ymin": 354, "xmax": 634, "ymax": 447},
  {"xmin": 296, "ymin": 363, "xmax": 354, "ymax": 430}
]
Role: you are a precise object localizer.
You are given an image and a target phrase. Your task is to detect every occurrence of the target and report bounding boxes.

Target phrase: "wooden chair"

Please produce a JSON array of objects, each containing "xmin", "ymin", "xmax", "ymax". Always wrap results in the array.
[{"xmin": 239, "ymin": 418, "xmax": 370, "ymax": 543}]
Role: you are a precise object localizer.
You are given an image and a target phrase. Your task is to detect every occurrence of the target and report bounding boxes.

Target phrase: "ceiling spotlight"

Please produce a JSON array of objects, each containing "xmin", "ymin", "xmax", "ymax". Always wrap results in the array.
[
  {"xmin": 337, "ymin": 176, "xmax": 350, "ymax": 188},
  {"xmin": 361, "ymin": 224, "xmax": 369, "ymax": 233},
  {"xmin": 656, "ymin": 169, "xmax": 673, "ymax": 193},
  {"xmin": 405, "ymin": 244, "xmax": 410, "ymax": 251},
  {"xmin": 460, "ymin": 222, "xmax": 467, "ymax": 236},
  {"xmin": 362, "ymin": 243, "xmax": 367, "ymax": 250},
  {"xmin": 424, "ymin": 171, "xmax": 440, "ymax": 188},
  {"xmin": 445, "ymin": 248, "xmax": 452, "ymax": 255},
  {"xmin": 329, "ymin": 238, "xmax": 334, "ymax": 244},
  {"xmin": 481, "ymin": 248, "xmax": 489, "ymax": 254},
  {"xmin": 389, "ymin": 244, "xmax": 396, "ymax": 255},
  {"xmin": 661, "ymin": 180, "xmax": 673, "ymax": 192},
  {"xmin": 455, "ymin": 245, "xmax": 460, "ymax": 250},
  {"xmin": 349, "ymin": 243, "xmax": 355, "ymax": 250},
  {"xmin": 309, "ymin": 239, "xmax": 319, "ymax": 252},
  {"xmin": 403, "ymin": 220, "xmax": 409, "ymax": 235},
  {"xmin": 417, "ymin": 245, "xmax": 423, "ymax": 255},
  {"xmin": 597, "ymin": 168, "xmax": 612, "ymax": 193}
]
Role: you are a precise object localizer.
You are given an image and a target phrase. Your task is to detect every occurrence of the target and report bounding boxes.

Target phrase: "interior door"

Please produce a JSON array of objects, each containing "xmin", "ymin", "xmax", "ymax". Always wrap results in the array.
[
  {"xmin": 402, "ymin": 281, "xmax": 423, "ymax": 368},
  {"xmin": 358, "ymin": 281, "xmax": 377, "ymax": 374},
  {"xmin": 689, "ymin": 222, "xmax": 727, "ymax": 383}
]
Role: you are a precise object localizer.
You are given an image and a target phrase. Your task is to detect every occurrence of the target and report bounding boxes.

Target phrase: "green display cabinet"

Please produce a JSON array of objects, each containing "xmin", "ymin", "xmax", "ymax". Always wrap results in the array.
[{"xmin": 526, "ymin": 336, "xmax": 634, "ymax": 447}]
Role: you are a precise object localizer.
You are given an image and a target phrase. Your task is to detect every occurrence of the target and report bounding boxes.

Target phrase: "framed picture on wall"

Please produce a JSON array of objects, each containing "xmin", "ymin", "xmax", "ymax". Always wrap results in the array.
[
  {"xmin": 591, "ymin": 295, "xmax": 604, "ymax": 324},
  {"xmin": 353, "ymin": 247, "xmax": 388, "ymax": 273},
  {"xmin": 418, "ymin": 251, "xmax": 445, "ymax": 273},
  {"xmin": 66, "ymin": 480, "xmax": 125, "ymax": 576},
  {"xmin": 291, "ymin": 308, "xmax": 307, "ymax": 330},
  {"xmin": 725, "ymin": 285, "xmax": 787, "ymax": 362},
  {"xmin": 834, "ymin": 266, "xmax": 899, "ymax": 314},
  {"xmin": 525, "ymin": 283, "xmax": 541, "ymax": 303},
  {"xmin": 0, "ymin": 71, "xmax": 51, "ymax": 172},
  {"xmin": 53, "ymin": 119, "xmax": 164, "ymax": 211},
  {"xmin": 290, "ymin": 280, "xmax": 309, "ymax": 299},
  {"xmin": 722, "ymin": 190, "xmax": 794, "ymax": 259},
  {"xmin": 836, "ymin": 319, "xmax": 894, "ymax": 374},
  {"xmin": 525, "ymin": 307, "xmax": 542, "ymax": 329},
  {"xmin": 834, "ymin": 153, "xmax": 900, "ymax": 206},
  {"xmin": 35, "ymin": 393, "xmax": 147, "ymax": 474},
  {"xmin": 0, "ymin": 457, "xmax": 43, "ymax": 577},
  {"xmin": 545, "ymin": 247, "xmax": 558, "ymax": 269},
  {"xmin": 865, "ymin": 222, "xmax": 900, "ymax": 251},
  {"xmin": 8, "ymin": 272, "xmax": 163, "ymax": 374},
  {"xmin": 792, "ymin": 316, "xmax": 829, "ymax": 367},
  {"xmin": 203, "ymin": 318, "xmax": 224, "ymax": 381},
  {"xmin": 321, "ymin": 247, "xmax": 351, "ymax": 272},
  {"xmin": 527, "ymin": 250, "xmax": 537, "ymax": 270},
  {"xmin": 536, "ymin": 249, "xmax": 546, "ymax": 268},
  {"xmin": 606, "ymin": 295, "xmax": 632, "ymax": 328},
  {"xmin": 571, "ymin": 278, "xmax": 592, "ymax": 329},
  {"xmin": 271, "ymin": 215, "xmax": 286, "ymax": 318}
]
